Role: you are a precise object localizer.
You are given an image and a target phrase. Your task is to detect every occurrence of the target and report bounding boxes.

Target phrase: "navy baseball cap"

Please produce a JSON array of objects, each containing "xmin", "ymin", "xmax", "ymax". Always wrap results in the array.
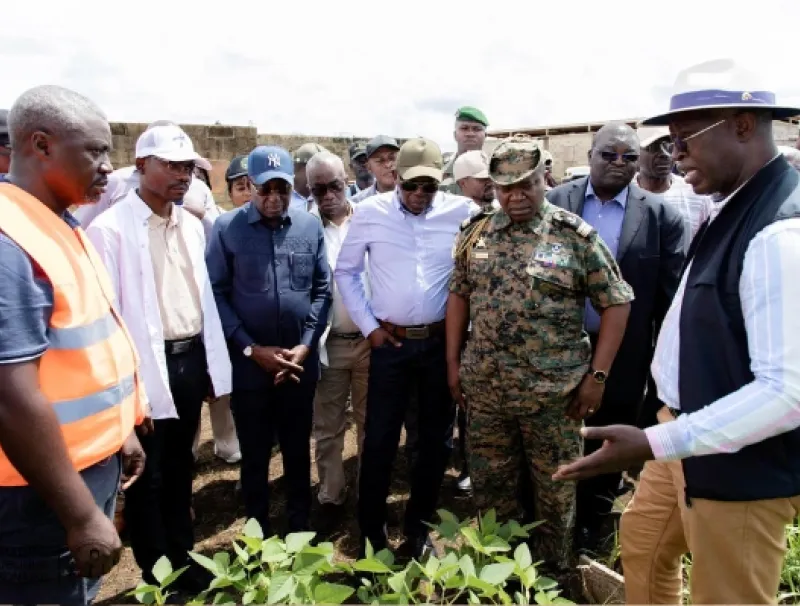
[
  {"xmin": 226, "ymin": 155, "xmax": 248, "ymax": 181},
  {"xmin": 247, "ymin": 145, "xmax": 294, "ymax": 187}
]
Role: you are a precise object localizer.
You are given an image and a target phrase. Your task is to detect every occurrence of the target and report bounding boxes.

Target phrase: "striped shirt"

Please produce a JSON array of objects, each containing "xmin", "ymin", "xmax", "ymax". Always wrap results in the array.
[
  {"xmin": 637, "ymin": 173, "xmax": 714, "ymax": 249},
  {"xmin": 647, "ymin": 174, "xmax": 800, "ymax": 460}
]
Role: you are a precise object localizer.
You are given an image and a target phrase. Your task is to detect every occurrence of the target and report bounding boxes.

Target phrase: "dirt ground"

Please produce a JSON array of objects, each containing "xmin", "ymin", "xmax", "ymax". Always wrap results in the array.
[{"xmin": 96, "ymin": 406, "xmax": 476, "ymax": 604}]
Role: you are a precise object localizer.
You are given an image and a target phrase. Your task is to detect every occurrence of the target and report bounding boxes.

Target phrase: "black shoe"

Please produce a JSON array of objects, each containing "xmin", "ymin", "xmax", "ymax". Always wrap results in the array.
[
  {"xmin": 174, "ymin": 565, "xmax": 214, "ymax": 594},
  {"xmin": 397, "ymin": 533, "xmax": 436, "ymax": 562},
  {"xmin": 317, "ymin": 502, "xmax": 346, "ymax": 537}
]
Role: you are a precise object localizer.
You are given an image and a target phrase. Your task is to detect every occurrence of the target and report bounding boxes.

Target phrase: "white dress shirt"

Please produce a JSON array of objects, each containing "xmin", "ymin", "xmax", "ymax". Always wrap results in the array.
[
  {"xmin": 86, "ymin": 190, "xmax": 232, "ymax": 419},
  {"xmin": 317, "ymin": 207, "xmax": 371, "ymax": 366},
  {"xmin": 74, "ymin": 166, "xmax": 220, "ymax": 239},
  {"xmin": 335, "ymin": 189, "xmax": 478, "ymax": 337},
  {"xmin": 648, "ymin": 165, "xmax": 800, "ymax": 460}
]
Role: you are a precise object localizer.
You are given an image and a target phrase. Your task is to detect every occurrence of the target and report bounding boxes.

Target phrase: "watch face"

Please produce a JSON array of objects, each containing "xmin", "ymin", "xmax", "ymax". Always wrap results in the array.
[
  {"xmin": 243, "ymin": 346, "xmax": 252, "ymax": 357},
  {"xmin": 593, "ymin": 370, "xmax": 607, "ymax": 382}
]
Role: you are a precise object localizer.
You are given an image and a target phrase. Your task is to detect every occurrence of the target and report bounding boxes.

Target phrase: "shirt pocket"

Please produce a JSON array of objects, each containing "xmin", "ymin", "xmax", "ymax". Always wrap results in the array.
[
  {"xmin": 527, "ymin": 261, "xmax": 582, "ymax": 322},
  {"xmin": 289, "ymin": 252, "xmax": 314, "ymax": 291},
  {"xmin": 235, "ymin": 254, "xmax": 274, "ymax": 291}
]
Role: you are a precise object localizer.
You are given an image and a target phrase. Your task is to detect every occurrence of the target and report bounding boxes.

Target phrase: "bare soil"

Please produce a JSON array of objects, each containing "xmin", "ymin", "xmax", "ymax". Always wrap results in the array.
[{"xmin": 96, "ymin": 407, "xmax": 475, "ymax": 604}]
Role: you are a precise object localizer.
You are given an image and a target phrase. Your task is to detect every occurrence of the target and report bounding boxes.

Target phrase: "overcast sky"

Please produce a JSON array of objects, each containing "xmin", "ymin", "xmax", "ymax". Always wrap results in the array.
[{"xmin": 2, "ymin": 0, "xmax": 798, "ymax": 152}]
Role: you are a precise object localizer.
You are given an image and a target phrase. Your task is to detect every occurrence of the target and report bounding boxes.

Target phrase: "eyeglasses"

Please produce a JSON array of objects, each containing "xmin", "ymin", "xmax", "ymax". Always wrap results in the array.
[
  {"xmin": 662, "ymin": 119, "xmax": 727, "ymax": 156},
  {"xmin": 310, "ymin": 179, "xmax": 345, "ymax": 198},
  {"xmin": 256, "ymin": 180, "xmax": 292, "ymax": 196},
  {"xmin": 599, "ymin": 151, "xmax": 639, "ymax": 163},
  {"xmin": 400, "ymin": 180, "xmax": 439, "ymax": 194},
  {"xmin": 151, "ymin": 157, "xmax": 195, "ymax": 175}
]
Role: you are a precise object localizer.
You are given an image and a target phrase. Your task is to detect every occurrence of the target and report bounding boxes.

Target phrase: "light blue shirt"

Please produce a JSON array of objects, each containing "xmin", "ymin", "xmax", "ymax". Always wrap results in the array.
[
  {"xmin": 581, "ymin": 181, "xmax": 628, "ymax": 333},
  {"xmin": 291, "ymin": 190, "xmax": 309, "ymax": 212},
  {"xmin": 334, "ymin": 189, "xmax": 478, "ymax": 337}
]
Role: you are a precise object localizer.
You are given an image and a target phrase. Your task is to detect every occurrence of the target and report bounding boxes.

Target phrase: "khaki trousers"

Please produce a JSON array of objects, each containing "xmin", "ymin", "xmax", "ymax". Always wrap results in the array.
[
  {"xmin": 192, "ymin": 394, "xmax": 240, "ymax": 460},
  {"xmin": 620, "ymin": 408, "xmax": 800, "ymax": 604},
  {"xmin": 313, "ymin": 335, "xmax": 370, "ymax": 505}
]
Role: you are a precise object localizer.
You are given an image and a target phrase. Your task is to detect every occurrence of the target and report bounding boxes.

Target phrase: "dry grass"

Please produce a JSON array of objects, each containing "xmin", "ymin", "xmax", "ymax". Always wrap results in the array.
[{"xmin": 96, "ymin": 406, "xmax": 474, "ymax": 604}]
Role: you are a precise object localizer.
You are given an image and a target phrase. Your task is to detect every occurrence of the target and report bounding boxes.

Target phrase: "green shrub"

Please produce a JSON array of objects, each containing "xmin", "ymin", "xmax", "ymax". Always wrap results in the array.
[{"xmin": 130, "ymin": 509, "xmax": 575, "ymax": 605}]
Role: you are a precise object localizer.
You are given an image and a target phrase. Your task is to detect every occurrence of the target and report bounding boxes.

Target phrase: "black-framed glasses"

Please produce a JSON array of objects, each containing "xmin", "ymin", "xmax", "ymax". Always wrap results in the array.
[
  {"xmin": 661, "ymin": 119, "xmax": 727, "ymax": 156},
  {"xmin": 599, "ymin": 151, "xmax": 639, "ymax": 163},
  {"xmin": 310, "ymin": 179, "xmax": 345, "ymax": 198},
  {"xmin": 151, "ymin": 157, "xmax": 195, "ymax": 175},
  {"xmin": 256, "ymin": 180, "xmax": 292, "ymax": 196},
  {"xmin": 400, "ymin": 180, "xmax": 439, "ymax": 194}
]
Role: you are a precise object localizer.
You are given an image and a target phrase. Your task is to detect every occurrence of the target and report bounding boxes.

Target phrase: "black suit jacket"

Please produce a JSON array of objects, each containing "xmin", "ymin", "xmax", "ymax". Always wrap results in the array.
[{"xmin": 546, "ymin": 177, "xmax": 686, "ymax": 423}]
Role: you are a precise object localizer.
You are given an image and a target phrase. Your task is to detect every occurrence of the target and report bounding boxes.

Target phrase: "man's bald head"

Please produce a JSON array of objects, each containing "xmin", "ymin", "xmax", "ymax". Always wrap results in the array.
[
  {"xmin": 588, "ymin": 122, "xmax": 640, "ymax": 197},
  {"xmin": 8, "ymin": 85, "xmax": 108, "ymax": 152},
  {"xmin": 6, "ymin": 85, "xmax": 113, "ymax": 210}
]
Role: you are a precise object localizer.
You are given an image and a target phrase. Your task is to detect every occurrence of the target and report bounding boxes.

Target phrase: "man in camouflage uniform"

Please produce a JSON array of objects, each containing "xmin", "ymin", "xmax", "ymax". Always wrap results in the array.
[
  {"xmin": 440, "ymin": 106, "xmax": 489, "ymax": 195},
  {"xmin": 445, "ymin": 136, "xmax": 633, "ymax": 577}
]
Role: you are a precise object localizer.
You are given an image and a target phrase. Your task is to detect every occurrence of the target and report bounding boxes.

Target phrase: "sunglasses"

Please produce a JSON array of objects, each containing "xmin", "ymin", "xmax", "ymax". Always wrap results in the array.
[
  {"xmin": 661, "ymin": 119, "xmax": 727, "ymax": 156},
  {"xmin": 151, "ymin": 157, "xmax": 195, "ymax": 175},
  {"xmin": 599, "ymin": 151, "xmax": 639, "ymax": 163},
  {"xmin": 310, "ymin": 179, "xmax": 345, "ymax": 198},
  {"xmin": 256, "ymin": 180, "xmax": 292, "ymax": 196},
  {"xmin": 400, "ymin": 180, "xmax": 439, "ymax": 194}
]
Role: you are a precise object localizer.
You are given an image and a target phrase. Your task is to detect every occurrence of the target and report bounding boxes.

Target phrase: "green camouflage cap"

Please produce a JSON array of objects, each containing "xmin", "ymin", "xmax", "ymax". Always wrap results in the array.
[
  {"xmin": 455, "ymin": 106, "xmax": 488, "ymax": 127},
  {"xmin": 293, "ymin": 142, "xmax": 328, "ymax": 165},
  {"xmin": 489, "ymin": 135, "xmax": 543, "ymax": 186}
]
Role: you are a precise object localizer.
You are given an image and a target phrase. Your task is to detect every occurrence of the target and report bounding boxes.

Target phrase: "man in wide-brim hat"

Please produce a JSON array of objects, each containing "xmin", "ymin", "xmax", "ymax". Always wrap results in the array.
[{"xmin": 553, "ymin": 58, "xmax": 800, "ymax": 604}]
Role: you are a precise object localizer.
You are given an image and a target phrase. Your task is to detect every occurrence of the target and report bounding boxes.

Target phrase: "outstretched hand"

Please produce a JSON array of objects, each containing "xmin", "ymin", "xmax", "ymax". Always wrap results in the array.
[{"xmin": 552, "ymin": 425, "xmax": 655, "ymax": 481}]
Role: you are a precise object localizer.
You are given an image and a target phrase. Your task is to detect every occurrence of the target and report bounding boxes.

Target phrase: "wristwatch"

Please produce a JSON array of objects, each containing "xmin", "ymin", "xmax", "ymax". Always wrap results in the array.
[
  {"xmin": 588, "ymin": 367, "xmax": 608, "ymax": 384},
  {"xmin": 243, "ymin": 344, "xmax": 255, "ymax": 357}
]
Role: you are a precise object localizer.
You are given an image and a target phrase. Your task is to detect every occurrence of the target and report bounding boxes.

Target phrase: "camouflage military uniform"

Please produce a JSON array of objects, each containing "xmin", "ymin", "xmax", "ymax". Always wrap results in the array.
[
  {"xmin": 439, "ymin": 153, "xmax": 463, "ymax": 195},
  {"xmin": 448, "ymin": 137, "xmax": 634, "ymax": 573}
]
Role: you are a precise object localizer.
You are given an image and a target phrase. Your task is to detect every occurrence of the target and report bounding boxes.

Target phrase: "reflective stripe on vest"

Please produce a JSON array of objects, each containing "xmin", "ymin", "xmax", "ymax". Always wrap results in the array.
[
  {"xmin": 0, "ymin": 183, "xmax": 146, "ymax": 486},
  {"xmin": 47, "ymin": 311, "xmax": 119, "ymax": 350}
]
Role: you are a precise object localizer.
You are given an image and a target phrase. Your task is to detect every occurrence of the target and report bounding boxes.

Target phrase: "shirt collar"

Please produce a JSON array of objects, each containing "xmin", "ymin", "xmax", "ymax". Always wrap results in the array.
[
  {"xmin": 246, "ymin": 199, "xmax": 292, "ymax": 226},
  {"xmin": 585, "ymin": 179, "xmax": 628, "ymax": 209},
  {"xmin": 320, "ymin": 200, "xmax": 353, "ymax": 228},
  {"xmin": 392, "ymin": 188, "xmax": 437, "ymax": 217},
  {"xmin": 130, "ymin": 190, "xmax": 180, "ymax": 226}
]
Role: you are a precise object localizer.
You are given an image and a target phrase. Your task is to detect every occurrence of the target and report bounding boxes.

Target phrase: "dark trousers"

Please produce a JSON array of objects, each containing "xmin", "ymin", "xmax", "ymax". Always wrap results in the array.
[
  {"xmin": 231, "ymin": 379, "xmax": 315, "ymax": 537},
  {"xmin": 0, "ymin": 455, "xmax": 120, "ymax": 606},
  {"xmin": 358, "ymin": 335, "xmax": 454, "ymax": 547},
  {"xmin": 125, "ymin": 343, "xmax": 207, "ymax": 579},
  {"xmin": 576, "ymin": 333, "xmax": 639, "ymax": 540}
]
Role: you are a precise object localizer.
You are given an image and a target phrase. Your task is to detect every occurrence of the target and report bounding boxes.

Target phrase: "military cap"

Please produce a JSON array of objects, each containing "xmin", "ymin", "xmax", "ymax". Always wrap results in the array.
[
  {"xmin": 349, "ymin": 142, "xmax": 367, "ymax": 161},
  {"xmin": 293, "ymin": 142, "xmax": 328, "ymax": 165},
  {"xmin": 489, "ymin": 135, "xmax": 543, "ymax": 186},
  {"xmin": 455, "ymin": 106, "xmax": 488, "ymax": 127},
  {"xmin": 225, "ymin": 154, "xmax": 249, "ymax": 181},
  {"xmin": 0, "ymin": 109, "xmax": 8, "ymax": 147}
]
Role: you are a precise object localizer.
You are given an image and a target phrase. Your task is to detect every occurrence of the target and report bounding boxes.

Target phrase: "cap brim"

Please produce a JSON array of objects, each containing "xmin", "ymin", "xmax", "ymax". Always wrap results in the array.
[
  {"xmin": 251, "ymin": 171, "xmax": 294, "ymax": 187},
  {"xmin": 640, "ymin": 134, "xmax": 670, "ymax": 147},
  {"xmin": 155, "ymin": 150, "xmax": 213, "ymax": 172},
  {"xmin": 641, "ymin": 104, "xmax": 800, "ymax": 126},
  {"xmin": 400, "ymin": 166, "xmax": 443, "ymax": 182},
  {"xmin": 226, "ymin": 171, "xmax": 248, "ymax": 181},
  {"xmin": 454, "ymin": 169, "xmax": 490, "ymax": 181}
]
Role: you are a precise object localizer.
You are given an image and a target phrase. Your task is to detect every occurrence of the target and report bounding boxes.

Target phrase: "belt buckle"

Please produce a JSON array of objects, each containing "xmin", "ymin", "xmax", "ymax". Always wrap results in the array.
[{"xmin": 404, "ymin": 326, "xmax": 430, "ymax": 339}]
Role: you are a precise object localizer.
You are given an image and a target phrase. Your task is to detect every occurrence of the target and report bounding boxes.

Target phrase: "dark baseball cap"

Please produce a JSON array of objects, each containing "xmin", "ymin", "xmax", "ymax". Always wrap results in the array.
[
  {"xmin": 349, "ymin": 142, "xmax": 367, "ymax": 161},
  {"xmin": 365, "ymin": 135, "xmax": 400, "ymax": 159},
  {"xmin": 0, "ymin": 109, "xmax": 9, "ymax": 147},
  {"xmin": 248, "ymin": 145, "xmax": 294, "ymax": 186},
  {"xmin": 226, "ymin": 155, "xmax": 248, "ymax": 181}
]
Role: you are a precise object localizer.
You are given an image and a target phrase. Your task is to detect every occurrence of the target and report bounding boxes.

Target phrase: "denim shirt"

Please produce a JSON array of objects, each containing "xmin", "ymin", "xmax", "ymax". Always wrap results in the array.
[{"xmin": 206, "ymin": 201, "xmax": 332, "ymax": 388}]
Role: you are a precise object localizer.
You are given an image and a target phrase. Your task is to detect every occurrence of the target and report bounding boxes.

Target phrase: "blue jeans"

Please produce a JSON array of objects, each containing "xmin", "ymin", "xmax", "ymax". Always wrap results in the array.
[{"xmin": 0, "ymin": 454, "xmax": 121, "ymax": 605}]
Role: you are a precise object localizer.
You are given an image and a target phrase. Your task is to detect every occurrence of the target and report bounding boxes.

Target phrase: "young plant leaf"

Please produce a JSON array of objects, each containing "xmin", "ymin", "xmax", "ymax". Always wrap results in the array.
[
  {"xmin": 479, "ymin": 562, "xmax": 516, "ymax": 585},
  {"xmin": 151, "ymin": 556, "xmax": 172, "ymax": 584},
  {"xmin": 285, "ymin": 531, "xmax": 316, "ymax": 553},
  {"xmin": 514, "ymin": 543, "xmax": 533, "ymax": 569},
  {"xmin": 314, "ymin": 582, "xmax": 355, "ymax": 604},
  {"xmin": 243, "ymin": 518, "xmax": 264, "ymax": 539},
  {"xmin": 189, "ymin": 552, "xmax": 219, "ymax": 574}
]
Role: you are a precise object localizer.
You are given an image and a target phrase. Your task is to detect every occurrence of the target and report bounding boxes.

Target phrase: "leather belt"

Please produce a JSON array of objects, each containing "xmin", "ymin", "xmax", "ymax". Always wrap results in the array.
[
  {"xmin": 378, "ymin": 319, "xmax": 445, "ymax": 340},
  {"xmin": 165, "ymin": 334, "xmax": 202, "ymax": 356},
  {"xmin": 330, "ymin": 332, "xmax": 363, "ymax": 340}
]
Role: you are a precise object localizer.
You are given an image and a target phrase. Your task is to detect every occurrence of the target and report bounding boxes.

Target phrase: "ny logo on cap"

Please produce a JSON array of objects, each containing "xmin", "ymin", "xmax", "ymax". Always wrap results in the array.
[{"xmin": 267, "ymin": 152, "xmax": 281, "ymax": 168}]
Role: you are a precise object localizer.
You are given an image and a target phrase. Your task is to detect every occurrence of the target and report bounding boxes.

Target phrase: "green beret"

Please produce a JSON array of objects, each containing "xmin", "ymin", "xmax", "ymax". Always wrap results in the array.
[{"xmin": 455, "ymin": 106, "xmax": 488, "ymax": 127}]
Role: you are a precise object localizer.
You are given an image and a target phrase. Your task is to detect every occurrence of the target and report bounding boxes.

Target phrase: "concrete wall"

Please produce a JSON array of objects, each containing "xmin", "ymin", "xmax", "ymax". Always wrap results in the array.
[{"xmin": 111, "ymin": 122, "xmax": 259, "ymax": 202}]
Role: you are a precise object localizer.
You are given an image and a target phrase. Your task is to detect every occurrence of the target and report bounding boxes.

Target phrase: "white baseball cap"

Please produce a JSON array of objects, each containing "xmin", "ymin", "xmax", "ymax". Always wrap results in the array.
[
  {"xmin": 636, "ymin": 126, "xmax": 671, "ymax": 148},
  {"xmin": 453, "ymin": 150, "xmax": 490, "ymax": 181},
  {"xmin": 135, "ymin": 124, "xmax": 212, "ymax": 171}
]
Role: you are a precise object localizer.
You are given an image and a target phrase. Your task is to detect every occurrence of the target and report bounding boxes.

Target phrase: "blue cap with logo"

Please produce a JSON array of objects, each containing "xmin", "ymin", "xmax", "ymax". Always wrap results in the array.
[{"xmin": 247, "ymin": 145, "xmax": 294, "ymax": 186}]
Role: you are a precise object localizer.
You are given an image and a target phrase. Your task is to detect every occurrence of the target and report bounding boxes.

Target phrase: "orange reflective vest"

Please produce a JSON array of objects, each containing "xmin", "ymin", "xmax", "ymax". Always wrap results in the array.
[{"xmin": 0, "ymin": 183, "xmax": 147, "ymax": 486}]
